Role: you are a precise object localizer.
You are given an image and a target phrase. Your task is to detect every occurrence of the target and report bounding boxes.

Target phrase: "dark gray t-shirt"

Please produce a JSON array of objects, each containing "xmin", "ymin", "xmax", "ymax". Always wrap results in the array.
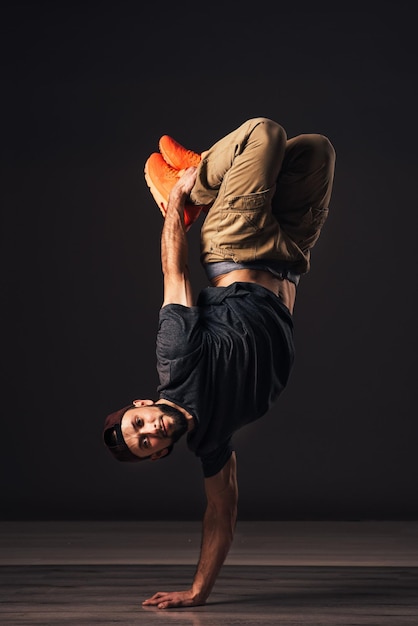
[{"xmin": 156, "ymin": 282, "xmax": 294, "ymax": 477}]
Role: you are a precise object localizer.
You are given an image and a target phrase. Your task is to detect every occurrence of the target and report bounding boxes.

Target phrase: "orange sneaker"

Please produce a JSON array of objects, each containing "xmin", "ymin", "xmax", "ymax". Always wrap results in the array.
[
  {"xmin": 159, "ymin": 135, "xmax": 202, "ymax": 169},
  {"xmin": 144, "ymin": 152, "xmax": 180, "ymax": 214},
  {"xmin": 144, "ymin": 152, "xmax": 202, "ymax": 230},
  {"xmin": 159, "ymin": 136, "xmax": 210, "ymax": 217}
]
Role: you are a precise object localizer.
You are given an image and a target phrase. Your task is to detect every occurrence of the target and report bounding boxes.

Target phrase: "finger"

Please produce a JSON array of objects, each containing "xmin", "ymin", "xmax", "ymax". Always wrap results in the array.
[
  {"xmin": 142, "ymin": 598, "xmax": 164, "ymax": 605},
  {"xmin": 158, "ymin": 600, "xmax": 176, "ymax": 609},
  {"xmin": 158, "ymin": 602, "xmax": 168, "ymax": 609},
  {"xmin": 142, "ymin": 592, "xmax": 167, "ymax": 605}
]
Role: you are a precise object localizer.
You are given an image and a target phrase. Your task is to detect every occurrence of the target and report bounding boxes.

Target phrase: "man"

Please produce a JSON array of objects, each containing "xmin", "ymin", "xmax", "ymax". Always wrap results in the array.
[{"xmin": 103, "ymin": 118, "xmax": 336, "ymax": 609}]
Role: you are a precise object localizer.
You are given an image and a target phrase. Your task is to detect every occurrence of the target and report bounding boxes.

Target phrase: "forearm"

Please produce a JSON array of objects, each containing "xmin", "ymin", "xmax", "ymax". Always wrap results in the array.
[
  {"xmin": 160, "ymin": 184, "xmax": 194, "ymax": 307},
  {"xmin": 142, "ymin": 454, "xmax": 238, "ymax": 609},
  {"xmin": 191, "ymin": 500, "xmax": 237, "ymax": 603},
  {"xmin": 161, "ymin": 187, "xmax": 188, "ymax": 277}
]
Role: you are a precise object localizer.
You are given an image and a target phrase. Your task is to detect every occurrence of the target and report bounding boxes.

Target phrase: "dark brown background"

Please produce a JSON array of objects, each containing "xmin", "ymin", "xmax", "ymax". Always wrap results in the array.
[{"xmin": 2, "ymin": 1, "xmax": 417, "ymax": 521}]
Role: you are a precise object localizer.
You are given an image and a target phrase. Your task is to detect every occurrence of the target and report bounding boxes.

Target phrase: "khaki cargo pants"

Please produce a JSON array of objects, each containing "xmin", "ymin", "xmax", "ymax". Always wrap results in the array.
[{"xmin": 190, "ymin": 117, "xmax": 336, "ymax": 275}]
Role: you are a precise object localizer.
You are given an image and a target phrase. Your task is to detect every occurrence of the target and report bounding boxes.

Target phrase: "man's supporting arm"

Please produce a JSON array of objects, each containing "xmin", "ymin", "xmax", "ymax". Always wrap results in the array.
[
  {"xmin": 192, "ymin": 452, "xmax": 239, "ymax": 602},
  {"xmin": 142, "ymin": 452, "xmax": 238, "ymax": 609}
]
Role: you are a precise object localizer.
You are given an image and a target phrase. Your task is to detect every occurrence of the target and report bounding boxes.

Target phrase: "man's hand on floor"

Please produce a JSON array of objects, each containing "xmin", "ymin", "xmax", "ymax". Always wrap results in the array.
[{"xmin": 142, "ymin": 588, "xmax": 205, "ymax": 610}]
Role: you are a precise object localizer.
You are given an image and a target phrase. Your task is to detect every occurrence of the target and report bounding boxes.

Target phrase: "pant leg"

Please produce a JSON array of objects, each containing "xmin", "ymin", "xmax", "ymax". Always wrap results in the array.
[
  {"xmin": 192, "ymin": 118, "xmax": 288, "ymax": 265},
  {"xmin": 193, "ymin": 119, "xmax": 336, "ymax": 274},
  {"xmin": 271, "ymin": 134, "xmax": 336, "ymax": 273}
]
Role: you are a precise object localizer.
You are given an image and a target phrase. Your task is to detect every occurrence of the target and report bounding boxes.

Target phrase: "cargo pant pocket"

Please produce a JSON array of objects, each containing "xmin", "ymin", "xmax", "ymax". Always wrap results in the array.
[
  {"xmin": 207, "ymin": 189, "xmax": 278, "ymax": 261},
  {"xmin": 282, "ymin": 206, "xmax": 329, "ymax": 253}
]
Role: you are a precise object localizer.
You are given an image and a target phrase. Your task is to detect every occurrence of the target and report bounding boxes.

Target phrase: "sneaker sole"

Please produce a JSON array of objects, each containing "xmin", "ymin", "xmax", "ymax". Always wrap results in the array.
[{"xmin": 144, "ymin": 160, "xmax": 167, "ymax": 217}]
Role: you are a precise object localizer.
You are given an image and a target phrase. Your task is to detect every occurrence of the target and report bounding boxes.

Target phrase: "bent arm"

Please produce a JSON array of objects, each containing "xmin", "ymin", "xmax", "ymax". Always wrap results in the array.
[
  {"xmin": 161, "ymin": 167, "xmax": 197, "ymax": 308},
  {"xmin": 142, "ymin": 452, "xmax": 238, "ymax": 609}
]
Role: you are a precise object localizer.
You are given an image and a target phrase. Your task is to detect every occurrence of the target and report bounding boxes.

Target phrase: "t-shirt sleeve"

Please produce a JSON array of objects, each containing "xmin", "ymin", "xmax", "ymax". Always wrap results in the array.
[
  {"xmin": 200, "ymin": 439, "xmax": 234, "ymax": 478},
  {"xmin": 157, "ymin": 305, "xmax": 203, "ymax": 361}
]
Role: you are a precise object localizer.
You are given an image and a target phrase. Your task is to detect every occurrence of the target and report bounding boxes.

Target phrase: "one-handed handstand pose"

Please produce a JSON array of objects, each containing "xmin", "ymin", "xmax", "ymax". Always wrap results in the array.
[{"xmin": 103, "ymin": 118, "xmax": 336, "ymax": 609}]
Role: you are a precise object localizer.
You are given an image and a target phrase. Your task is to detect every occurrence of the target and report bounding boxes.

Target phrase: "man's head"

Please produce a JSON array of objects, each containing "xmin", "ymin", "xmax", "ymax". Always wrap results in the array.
[{"xmin": 103, "ymin": 399, "xmax": 189, "ymax": 463}]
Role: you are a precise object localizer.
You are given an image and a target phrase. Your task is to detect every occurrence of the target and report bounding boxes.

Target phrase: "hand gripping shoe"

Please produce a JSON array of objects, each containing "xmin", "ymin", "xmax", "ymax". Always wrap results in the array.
[
  {"xmin": 144, "ymin": 152, "xmax": 202, "ymax": 230},
  {"xmin": 159, "ymin": 135, "xmax": 210, "ymax": 217}
]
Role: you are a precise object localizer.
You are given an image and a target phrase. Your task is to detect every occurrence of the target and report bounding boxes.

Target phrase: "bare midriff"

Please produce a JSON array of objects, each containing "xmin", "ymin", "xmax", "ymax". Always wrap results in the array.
[{"xmin": 210, "ymin": 269, "xmax": 296, "ymax": 314}]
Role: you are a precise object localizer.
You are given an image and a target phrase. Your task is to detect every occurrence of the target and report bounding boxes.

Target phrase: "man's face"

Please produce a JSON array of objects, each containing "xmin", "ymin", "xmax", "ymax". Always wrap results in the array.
[{"xmin": 121, "ymin": 401, "xmax": 185, "ymax": 460}]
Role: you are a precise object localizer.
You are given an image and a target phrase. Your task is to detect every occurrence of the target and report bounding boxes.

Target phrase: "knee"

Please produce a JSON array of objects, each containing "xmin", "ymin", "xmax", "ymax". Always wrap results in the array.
[
  {"xmin": 265, "ymin": 118, "xmax": 287, "ymax": 144},
  {"xmin": 248, "ymin": 117, "xmax": 287, "ymax": 147},
  {"xmin": 316, "ymin": 134, "xmax": 336, "ymax": 166},
  {"xmin": 303, "ymin": 134, "xmax": 336, "ymax": 166}
]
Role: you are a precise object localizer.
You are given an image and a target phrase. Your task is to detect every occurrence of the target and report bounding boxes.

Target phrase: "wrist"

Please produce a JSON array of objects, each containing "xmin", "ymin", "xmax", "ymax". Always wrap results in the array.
[
  {"xmin": 190, "ymin": 586, "xmax": 207, "ymax": 605},
  {"xmin": 168, "ymin": 185, "xmax": 188, "ymax": 204},
  {"xmin": 191, "ymin": 575, "xmax": 212, "ymax": 603}
]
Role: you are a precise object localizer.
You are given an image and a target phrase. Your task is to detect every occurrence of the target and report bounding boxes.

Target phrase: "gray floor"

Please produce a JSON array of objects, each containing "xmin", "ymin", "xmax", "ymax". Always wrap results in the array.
[{"xmin": 1, "ymin": 521, "xmax": 418, "ymax": 625}]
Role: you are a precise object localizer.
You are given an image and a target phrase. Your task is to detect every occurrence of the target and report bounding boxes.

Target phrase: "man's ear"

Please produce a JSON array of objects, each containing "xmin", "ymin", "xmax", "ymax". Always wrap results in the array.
[
  {"xmin": 132, "ymin": 399, "xmax": 154, "ymax": 407},
  {"xmin": 150, "ymin": 448, "xmax": 170, "ymax": 461}
]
